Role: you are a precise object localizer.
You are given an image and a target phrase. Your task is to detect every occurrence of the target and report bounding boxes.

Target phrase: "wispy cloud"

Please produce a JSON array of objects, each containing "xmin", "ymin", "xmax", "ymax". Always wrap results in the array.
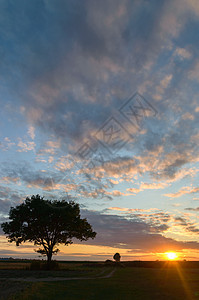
[{"xmin": 164, "ymin": 186, "xmax": 199, "ymax": 198}]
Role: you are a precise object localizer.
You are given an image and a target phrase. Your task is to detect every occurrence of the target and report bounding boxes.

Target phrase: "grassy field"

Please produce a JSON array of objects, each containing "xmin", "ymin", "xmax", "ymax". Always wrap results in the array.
[{"xmin": 1, "ymin": 261, "xmax": 199, "ymax": 299}]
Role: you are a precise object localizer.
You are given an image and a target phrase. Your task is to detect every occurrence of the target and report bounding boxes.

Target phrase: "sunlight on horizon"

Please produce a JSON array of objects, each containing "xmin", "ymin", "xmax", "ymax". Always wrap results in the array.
[{"xmin": 165, "ymin": 252, "xmax": 178, "ymax": 260}]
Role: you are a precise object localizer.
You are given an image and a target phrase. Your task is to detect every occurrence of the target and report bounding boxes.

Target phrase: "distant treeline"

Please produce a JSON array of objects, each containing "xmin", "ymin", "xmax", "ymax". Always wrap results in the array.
[
  {"xmin": 85, "ymin": 260, "xmax": 199, "ymax": 269},
  {"xmin": 104, "ymin": 260, "xmax": 199, "ymax": 269},
  {"xmin": 1, "ymin": 258, "xmax": 199, "ymax": 268}
]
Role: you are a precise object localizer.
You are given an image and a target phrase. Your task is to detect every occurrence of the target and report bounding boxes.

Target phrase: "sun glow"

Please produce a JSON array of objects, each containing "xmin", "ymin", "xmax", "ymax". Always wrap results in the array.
[{"xmin": 165, "ymin": 252, "xmax": 178, "ymax": 260}]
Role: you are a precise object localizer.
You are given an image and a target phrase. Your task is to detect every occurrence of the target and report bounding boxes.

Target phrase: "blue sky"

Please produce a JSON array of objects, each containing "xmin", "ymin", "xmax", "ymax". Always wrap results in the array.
[{"xmin": 0, "ymin": 0, "xmax": 199, "ymax": 261}]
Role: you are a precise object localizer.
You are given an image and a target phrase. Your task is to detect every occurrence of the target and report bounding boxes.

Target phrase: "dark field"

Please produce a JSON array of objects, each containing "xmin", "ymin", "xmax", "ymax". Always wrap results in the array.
[{"xmin": 1, "ymin": 261, "xmax": 199, "ymax": 299}]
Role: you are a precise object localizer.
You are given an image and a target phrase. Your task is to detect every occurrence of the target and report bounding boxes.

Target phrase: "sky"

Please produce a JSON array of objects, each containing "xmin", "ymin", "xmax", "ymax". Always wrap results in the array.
[{"xmin": 0, "ymin": 0, "xmax": 199, "ymax": 261}]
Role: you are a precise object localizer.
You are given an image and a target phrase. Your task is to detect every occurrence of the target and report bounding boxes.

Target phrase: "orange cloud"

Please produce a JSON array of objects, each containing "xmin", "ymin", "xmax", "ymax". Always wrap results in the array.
[{"xmin": 164, "ymin": 186, "xmax": 199, "ymax": 198}]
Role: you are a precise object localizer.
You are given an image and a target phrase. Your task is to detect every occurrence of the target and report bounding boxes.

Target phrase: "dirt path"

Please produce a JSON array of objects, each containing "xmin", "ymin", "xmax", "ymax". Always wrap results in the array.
[{"xmin": 2, "ymin": 268, "xmax": 116, "ymax": 282}]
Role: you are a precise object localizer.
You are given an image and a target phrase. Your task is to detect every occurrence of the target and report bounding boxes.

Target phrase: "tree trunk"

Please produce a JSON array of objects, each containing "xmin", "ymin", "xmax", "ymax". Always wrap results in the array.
[{"xmin": 47, "ymin": 250, "xmax": 52, "ymax": 266}]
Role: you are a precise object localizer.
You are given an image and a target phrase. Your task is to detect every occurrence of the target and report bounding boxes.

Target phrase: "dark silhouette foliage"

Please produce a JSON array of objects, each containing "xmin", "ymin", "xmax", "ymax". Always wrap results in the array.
[
  {"xmin": 113, "ymin": 253, "xmax": 121, "ymax": 262},
  {"xmin": 28, "ymin": 260, "xmax": 59, "ymax": 270},
  {"xmin": 1, "ymin": 195, "xmax": 96, "ymax": 264}
]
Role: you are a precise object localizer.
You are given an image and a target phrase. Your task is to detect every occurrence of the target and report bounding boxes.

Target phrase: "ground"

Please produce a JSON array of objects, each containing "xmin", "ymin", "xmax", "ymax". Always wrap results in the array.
[{"xmin": 1, "ymin": 261, "xmax": 199, "ymax": 299}]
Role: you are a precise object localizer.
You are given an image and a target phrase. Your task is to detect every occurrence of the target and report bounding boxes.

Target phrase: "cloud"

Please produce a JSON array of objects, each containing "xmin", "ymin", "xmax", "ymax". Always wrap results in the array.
[
  {"xmin": 28, "ymin": 126, "xmax": 35, "ymax": 140},
  {"xmin": 164, "ymin": 186, "xmax": 199, "ymax": 198},
  {"xmin": 189, "ymin": 62, "xmax": 199, "ymax": 82},
  {"xmin": 0, "ymin": 0, "xmax": 189, "ymax": 145},
  {"xmin": 0, "ymin": 185, "xmax": 23, "ymax": 216},
  {"xmin": 108, "ymin": 207, "xmax": 159, "ymax": 213},
  {"xmin": 0, "ymin": 137, "xmax": 15, "ymax": 151},
  {"xmin": 153, "ymin": 74, "xmax": 173, "ymax": 101},
  {"xmin": 17, "ymin": 139, "xmax": 35, "ymax": 152},
  {"xmin": 126, "ymin": 182, "xmax": 168, "ymax": 195},
  {"xmin": 81, "ymin": 209, "xmax": 199, "ymax": 252},
  {"xmin": 0, "ymin": 0, "xmax": 199, "ymax": 190},
  {"xmin": 0, "ymin": 177, "xmax": 20, "ymax": 184},
  {"xmin": 174, "ymin": 47, "xmax": 192, "ymax": 59},
  {"xmin": 46, "ymin": 140, "xmax": 61, "ymax": 148},
  {"xmin": 185, "ymin": 207, "xmax": 199, "ymax": 211},
  {"xmin": 174, "ymin": 215, "xmax": 199, "ymax": 234}
]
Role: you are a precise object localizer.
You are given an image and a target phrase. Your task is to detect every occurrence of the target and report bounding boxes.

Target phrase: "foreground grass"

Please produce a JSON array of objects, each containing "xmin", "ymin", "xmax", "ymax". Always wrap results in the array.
[
  {"xmin": 0, "ymin": 268, "xmax": 100, "ymax": 279},
  {"xmin": 0, "ymin": 261, "xmax": 104, "ymax": 279},
  {"xmin": 0, "ymin": 262, "xmax": 29, "ymax": 270},
  {"xmin": 0, "ymin": 281, "xmax": 31, "ymax": 300},
  {"xmin": 7, "ymin": 266, "xmax": 199, "ymax": 300}
]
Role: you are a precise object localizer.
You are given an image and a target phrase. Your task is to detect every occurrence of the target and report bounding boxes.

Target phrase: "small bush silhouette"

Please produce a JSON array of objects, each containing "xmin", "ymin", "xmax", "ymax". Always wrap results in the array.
[
  {"xmin": 113, "ymin": 253, "xmax": 121, "ymax": 262},
  {"xmin": 105, "ymin": 259, "xmax": 114, "ymax": 266}
]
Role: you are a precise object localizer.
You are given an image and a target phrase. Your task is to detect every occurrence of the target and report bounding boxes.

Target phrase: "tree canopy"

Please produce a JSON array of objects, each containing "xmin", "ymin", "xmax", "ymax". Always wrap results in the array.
[{"xmin": 1, "ymin": 195, "xmax": 96, "ymax": 263}]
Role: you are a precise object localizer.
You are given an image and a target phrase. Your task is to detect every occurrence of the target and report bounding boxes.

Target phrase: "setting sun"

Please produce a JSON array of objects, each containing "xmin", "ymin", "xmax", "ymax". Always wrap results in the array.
[{"xmin": 165, "ymin": 252, "xmax": 178, "ymax": 260}]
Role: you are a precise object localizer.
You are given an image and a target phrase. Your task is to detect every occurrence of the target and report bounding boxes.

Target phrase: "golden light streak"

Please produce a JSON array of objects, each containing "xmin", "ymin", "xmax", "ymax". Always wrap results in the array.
[{"xmin": 175, "ymin": 263, "xmax": 194, "ymax": 300}]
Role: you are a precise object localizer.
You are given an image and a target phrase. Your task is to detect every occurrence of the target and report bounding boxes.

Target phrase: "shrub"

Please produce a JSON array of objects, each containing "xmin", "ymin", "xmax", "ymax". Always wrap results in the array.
[{"xmin": 29, "ymin": 260, "xmax": 60, "ymax": 270}]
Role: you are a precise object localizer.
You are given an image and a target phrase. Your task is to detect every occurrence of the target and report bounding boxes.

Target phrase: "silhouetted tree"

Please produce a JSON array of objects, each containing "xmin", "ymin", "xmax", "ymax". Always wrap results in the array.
[
  {"xmin": 1, "ymin": 195, "xmax": 96, "ymax": 264},
  {"xmin": 113, "ymin": 253, "xmax": 121, "ymax": 262}
]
